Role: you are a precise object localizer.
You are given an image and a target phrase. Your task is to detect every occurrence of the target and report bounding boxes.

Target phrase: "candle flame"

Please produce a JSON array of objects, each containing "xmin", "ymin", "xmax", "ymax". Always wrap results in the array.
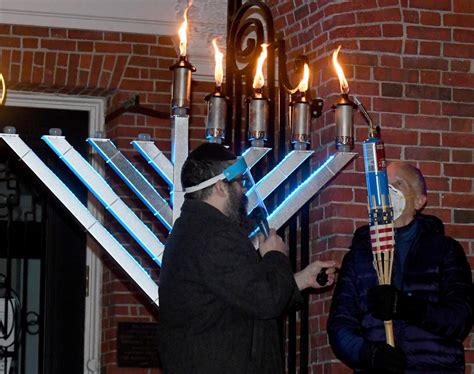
[
  {"xmin": 297, "ymin": 63, "xmax": 310, "ymax": 93},
  {"xmin": 0, "ymin": 74, "xmax": 5, "ymax": 105},
  {"xmin": 332, "ymin": 45, "xmax": 349, "ymax": 93},
  {"xmin": 252, "ymin": 43, "xmax": 269, "ymax": 90},
  {"xmin": 178, "ymin": 2, "xmax": 192, "ymax": 57},
  {"xmin": 212, "ymin": 38, "xmax": 223, "ymax": 87}
]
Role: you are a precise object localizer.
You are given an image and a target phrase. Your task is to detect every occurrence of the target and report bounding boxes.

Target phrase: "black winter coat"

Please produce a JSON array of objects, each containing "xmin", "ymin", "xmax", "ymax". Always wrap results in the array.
[
  {"xmin": 158, "ymin": 200, "xmax": 302, "ymax": 374},
  {"xmin": 327, "ymin": 214, "xmax": 473, "ymax": 373}
]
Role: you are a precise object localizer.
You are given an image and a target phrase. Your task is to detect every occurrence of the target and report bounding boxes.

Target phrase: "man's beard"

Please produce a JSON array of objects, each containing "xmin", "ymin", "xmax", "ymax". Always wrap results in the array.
[{"xmin": 225, "ymin": 185, "xmax": 251, "ymax": 232}]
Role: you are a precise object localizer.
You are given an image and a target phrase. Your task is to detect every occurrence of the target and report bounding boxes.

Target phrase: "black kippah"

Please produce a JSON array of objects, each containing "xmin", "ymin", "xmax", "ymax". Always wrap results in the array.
[{"xmin": 188, "ymin": 143, "xmax": 236, "ymax": 162}]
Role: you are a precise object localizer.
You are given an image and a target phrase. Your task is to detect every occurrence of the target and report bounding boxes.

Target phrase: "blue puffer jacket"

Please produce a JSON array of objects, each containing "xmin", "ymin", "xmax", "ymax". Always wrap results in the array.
[{"xmin": 327, "ymin": 214, "xmax": 473, "ymax": 373}]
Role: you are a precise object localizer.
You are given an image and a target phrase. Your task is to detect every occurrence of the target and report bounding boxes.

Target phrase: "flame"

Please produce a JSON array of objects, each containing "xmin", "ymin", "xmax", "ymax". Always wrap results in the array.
[
  {"xmin": 332, "ymin": 45, "xmax": 349, "ymax": 93},
  {"xmin": 0, "ymin": 74, "xmax": 5, "ymax": 105},
  {"xmin": 252, "ymin": 43, "xmax": 269, "ymax": 90},
  {"xmin": 297, "ymin": 63, "xmax": 310, "ymax": 93},
  {"xmin": 212, "ymin": 38, "xmax": 224, "ymax": 87},
  {"xmin": 178, "ymin": 2, "xmax": 192, "ymax": 57}
]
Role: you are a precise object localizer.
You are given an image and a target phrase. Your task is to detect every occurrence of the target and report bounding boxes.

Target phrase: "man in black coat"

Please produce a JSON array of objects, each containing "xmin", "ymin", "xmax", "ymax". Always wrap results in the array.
[
  {"xmin": 327, "ymin": 161, "xmax": 473, "ymax": 373},
  {"xmin": 158, "ymin": 143, "xmax": 337, "ymax": 373}
]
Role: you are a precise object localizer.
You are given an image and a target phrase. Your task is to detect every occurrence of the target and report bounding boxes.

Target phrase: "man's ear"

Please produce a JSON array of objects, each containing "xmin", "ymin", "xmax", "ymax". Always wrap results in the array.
[
  {"xmin": 415, "ymin": 193, "xmax": 427, "ymax": 211},
  {"xmin": 214, "ymin": 179, "xmax": 228, "ymax": 198}
]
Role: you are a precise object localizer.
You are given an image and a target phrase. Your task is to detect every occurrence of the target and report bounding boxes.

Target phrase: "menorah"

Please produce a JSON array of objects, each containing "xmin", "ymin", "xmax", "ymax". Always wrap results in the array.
[{"xmin": 0, "ymin": 2, "xmax": 358, "ymax": 309}]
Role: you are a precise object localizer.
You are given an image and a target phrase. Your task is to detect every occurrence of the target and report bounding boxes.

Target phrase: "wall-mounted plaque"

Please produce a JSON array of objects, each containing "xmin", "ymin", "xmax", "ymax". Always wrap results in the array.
[{"xmin": 117, "ymin": 322, "xmax": 160, "ymax": 368}]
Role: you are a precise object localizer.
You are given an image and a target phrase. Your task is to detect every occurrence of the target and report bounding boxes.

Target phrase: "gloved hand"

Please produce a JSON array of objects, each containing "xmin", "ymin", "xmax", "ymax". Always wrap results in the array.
[
  {"xmin": 361, "ymin": 342, "xmax": 406, "ymax": 374},
  {"xmin": 367, "ymin": 284, "xmax": 426, "ymax": 322}
]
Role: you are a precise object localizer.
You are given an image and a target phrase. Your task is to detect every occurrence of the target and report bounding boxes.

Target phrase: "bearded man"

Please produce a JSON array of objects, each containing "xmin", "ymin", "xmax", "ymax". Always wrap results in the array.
[
  {"xmin": 158, "ymin": 143, "xmax": 336, "ymax": 373},
  {"xmin": 327, "ymin": 161, "xmax": 473, "ymax": 374}
]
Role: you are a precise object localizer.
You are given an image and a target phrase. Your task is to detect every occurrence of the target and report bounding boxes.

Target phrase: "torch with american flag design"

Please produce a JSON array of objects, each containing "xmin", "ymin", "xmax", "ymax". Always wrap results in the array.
[{"xmin": 355, "ymin": 96, "xmax": 396, "ymax": 347}]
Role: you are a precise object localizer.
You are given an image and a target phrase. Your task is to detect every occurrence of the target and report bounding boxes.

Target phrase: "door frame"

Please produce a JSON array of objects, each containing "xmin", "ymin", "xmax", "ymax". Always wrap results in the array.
[{"xmin": 4, "ymin": 91, "xmax": 105, "ymax": 374}]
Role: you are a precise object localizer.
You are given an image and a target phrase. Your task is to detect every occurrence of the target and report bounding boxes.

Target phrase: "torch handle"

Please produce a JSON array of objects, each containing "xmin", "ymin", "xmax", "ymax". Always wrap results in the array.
[{"xmin": 384, "ymin": 320, "xmax": 395, "ymax": 347}]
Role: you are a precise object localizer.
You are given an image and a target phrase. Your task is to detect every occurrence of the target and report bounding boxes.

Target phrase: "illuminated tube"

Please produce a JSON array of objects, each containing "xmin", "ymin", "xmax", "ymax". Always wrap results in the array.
[
  {"xmin": 246, "ymin": 150, "xmax": 313, "ymax": 213},
  {"xmin": 267, "ymin": 152, "xmax": 357, "ymax": 230},
  {"xmin": 132, "ymin": 137, "xmax": 174, "ymax": 187},
  {"xmin": 0, "ymin": 132, "xmax": 159, "ymax": 306},
  {"xmin": 43, "ymin": 135, "xmax": 165, "ymax": 264},
  {"xmin": 87, "ymin": 138, "xmax": 173, "ymax": 231},
  {"xmin": 241, "ymin": 147, "xmax": 272, "ymax": 169}
]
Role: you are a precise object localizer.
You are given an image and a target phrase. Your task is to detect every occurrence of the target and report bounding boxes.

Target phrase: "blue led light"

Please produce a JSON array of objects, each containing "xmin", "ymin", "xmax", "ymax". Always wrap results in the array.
[
  {"xmin": 43, "ymin": 136, "xmax": 164, "ymax": 265},
  {"xmin": 267, "ymin": 155, "xmax": 335, "ymax": 221},
  {"xmin": 132, "ymin": 140, "xmax": 173, "ymax": 187},
  {"xmin": 88, "ymin": 139, "xmax": 173, "ymax": 231},
  {"xmin": 245, "ymin": 150, "xmax": 311, "ymax": 201},
  {"xmin": 3, "ymin": 135, "xmax": 157, "ymax": 288}
]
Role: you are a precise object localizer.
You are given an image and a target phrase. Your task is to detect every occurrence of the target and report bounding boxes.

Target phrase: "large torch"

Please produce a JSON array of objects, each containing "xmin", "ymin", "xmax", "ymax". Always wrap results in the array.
[
  {"xmin": 290, "ymin": 63, "xmax": 311, "ymax": 150},
  {"xmin": 332, "ymin": 46, "xmax": 356, "ymax": 151},
  {"xmin": 170, "ymin": 3, "xmax": 196, "ymax": 116},
  {"xmin": 247, "ymin": 44, "xmax": 270, "ymax": 147},
  {"xmin": 355, "ymin": 96, "xmax": 396, "ymax": 347},
  {"xmin": 204, "ymin": 38, "xmax": 227, "ymax": 143}
]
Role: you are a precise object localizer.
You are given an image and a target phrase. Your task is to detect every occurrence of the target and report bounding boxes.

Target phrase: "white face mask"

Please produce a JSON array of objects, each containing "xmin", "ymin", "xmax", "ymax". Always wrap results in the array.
[{"xmin": 389, "ymin": 184, "xmax": 406, "ymax": 221}]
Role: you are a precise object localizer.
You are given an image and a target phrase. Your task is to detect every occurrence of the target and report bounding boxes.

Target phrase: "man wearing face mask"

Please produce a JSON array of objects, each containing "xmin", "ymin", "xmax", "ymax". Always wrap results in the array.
[
  {"xmin": 327, "ymin": 161, "xmax": 472, "ymax": 373},
  {"xmin": 158, "ymin": 143, "xmax": 337, "ymax": 373}
]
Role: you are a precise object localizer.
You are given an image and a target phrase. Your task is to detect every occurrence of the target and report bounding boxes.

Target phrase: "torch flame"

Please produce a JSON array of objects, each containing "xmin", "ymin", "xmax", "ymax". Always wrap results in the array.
[
  {"xmin": 0, "ymin": 74, "xmax": 5, "ymax": 105},
  {"xmin": 297, "ymin": 63, "xmax": 310, "ymax": 93},
  {"xmin": 178, "ymin": 2, "xmax": 192, "ymax": 57},
  {"xmin": 332, "ymin": 45, "xmax": 349, "ymax": 93},
  {"xmin": 252, "ymin": 43, "xmax": 269, "ymax": 90},
  {"xmin": 212, "ymin": 38, "xmax": 223, "ymax": 87}
]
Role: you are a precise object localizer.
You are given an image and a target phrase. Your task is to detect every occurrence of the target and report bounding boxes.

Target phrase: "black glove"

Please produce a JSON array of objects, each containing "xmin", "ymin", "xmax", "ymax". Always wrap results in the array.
[
  {"xmin": 360, "ymin": 342, "xmax": 406, "ymax": 374},
  {"xmin": 367, "ymin": 284, "xmax": 426, "ymax": 322}
]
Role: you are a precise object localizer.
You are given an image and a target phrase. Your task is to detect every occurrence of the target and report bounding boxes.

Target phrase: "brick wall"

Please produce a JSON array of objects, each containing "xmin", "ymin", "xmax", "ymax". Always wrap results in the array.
[
  {"xmin": 269, "ymin": 0, "xmax": 474, "ymax": 372},
  {"xmin": 0, "ymin": 23, "xmax": 212, "ymax": 373}
]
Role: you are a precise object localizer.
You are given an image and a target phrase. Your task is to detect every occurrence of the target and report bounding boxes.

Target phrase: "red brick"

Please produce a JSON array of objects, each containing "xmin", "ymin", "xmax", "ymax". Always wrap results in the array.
[
  {"xmin": 12, "ymin": 25, "xmax": 49, "ymax": 36},
  {"xmin": 22, "ymin": 38, "xmax": 38, "ymax": 49},
  {"xmin": 381, "ymin": 55, "xmax": 401, "ymax": 67},
  {"xmin": 419, "ymin": 161, "xmax": 441, "ymax": 175},
  {"xmin": 424, "ymin": 176, "xmax": 449, "ymax": 191},
  {"xmin": 451, "ymin": 118, "xmax": 472, "ymax": 132},
  {"xmin": 68, "ymin": 30, "xmax": 103, "ymax": 40},
  {"xmin": 420, "ymin": 11, "xmax": 441, "ymax": 25},
  {"xmin": 420, "ymin": 41, "xmax": 441, "ymax": 56},
  {"xmin": 420, "ymin": 132, "xmax": 440, "ymax": 146},
  {"xmin": 454, "ymin": 0, "xmax": 474, "ymax": 13},
  {"xmin": 445, "ymin": 224, "xmax": 474, "ymax": 239},
  {"xmin": 41, "ymin": 39, "xmax": 76, "ymax": 51},
  {"xmin": 374, "ymin": 67, "xmax": 418, "ymax": 82},
  {"xmin": 405, "ymin": 115, "xmax": 450, "ymax": 131},
  {"xmin": 443, "ymin": 72, "xmax": 474, "ymax": 87},
  {"xmin": 404, "ymin": 40, "xmax": 419, "ymax": 54},
  {"xmin": 0, "ymin": 25, "xmax": 11, "ymax": 34},
  {"xmin": 452, "ymin": 150, "xmax": 472, "ymax": 163},
  {"xmin": 443, "ymin": 133, "xmax": 474, "ymax": 149},
  {"xmin": 451, "ymin": 60, "xmax": 471, "ymax": 72},
  {"xmin": 374, "ymin": 97, "xmax": 418, "ymax": 114},
  {"xmin": 382, "ymin": 24, "xmax": 404, "ymax": 37},
  {"xmin": 0, "ymin": 36, "xmax": 20, "ymax": 48},
  {"xmin": 420, "ymin": 101, "xmax": 441, "ymax": 115},
  {"xmin": 444, "ymin": 163, "xmax": 474, "ymax": 177},
  {"xmin": 404, "ymin": 146, "xmax": 449, "ymax": 161},
  {"xmin": 406, "ymin": 84, "xmax": 451, "ymax": 100},
  {"xmin": 360, "ymin": 39, "xmax": 402, "ymax": 53},
  {"xmin": 444, "ymin": 43, "xmax": 474, "ymax": 59},
  {"xmin": 404, "ymin": 56, "xmax": 448, "ymax": 70},
  {"xmin": 95, "ymin": 42, "xmax": 131, "ymax": 54},
  {"xmin": 21, "ymin": 51, "xmax": 33, "ymax": 82},
  {"xmin": 444, "ymin": 14, "xmax": 474, "ymax": 27},
  {"xmin": 403, "ymin": 9, "xmax": 420, "ymax": 23},
  {"xmin": 410, "ymin": 0, "xmax": 451, "ymax": 10},
  {"xmin": 443, "ymin": 103, "xmax": 474, "ymax": 118},
  {"xmin": 407, "ymin": 26, "xmax": 451, "ymax": 41},
  {"xmin": 420, "ymin": 71, "xmax": 440, "ymax": 84},
  {"xmin": 357, "ymin": 8, "xmax": 401, "ymax": 23},
  {"xmin": 452, "ymin": 179, "xmax": 472, "ymax": 192}
]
